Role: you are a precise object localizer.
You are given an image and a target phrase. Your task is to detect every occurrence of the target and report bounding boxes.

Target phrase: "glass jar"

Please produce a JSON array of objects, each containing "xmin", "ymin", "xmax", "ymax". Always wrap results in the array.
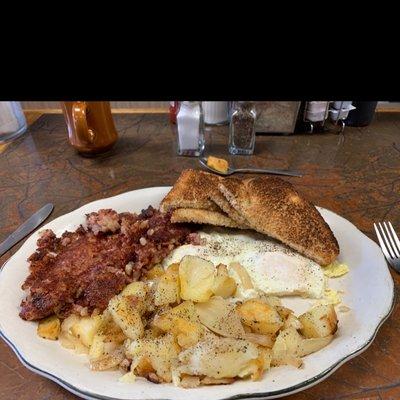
[
  {"xmin": 0, "ymin": 101, "xmax": 27, "ymax": 142},
  {"xmin": 229, "ymin": 101, "xmax": 256, "ymax": 155},
  {"xmin": 176, "ymin": 101, "xmax": 205, "ymax": 156},
  {"xmin": 202, "ymin": 101, "xmax": 229, "ymax": 125}
]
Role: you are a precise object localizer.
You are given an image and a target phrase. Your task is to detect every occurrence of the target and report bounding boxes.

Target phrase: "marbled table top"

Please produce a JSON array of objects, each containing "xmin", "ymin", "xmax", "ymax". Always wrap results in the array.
[{"xmin": 0, "ymin": 113, "xmax": 399, "ymax": 400}]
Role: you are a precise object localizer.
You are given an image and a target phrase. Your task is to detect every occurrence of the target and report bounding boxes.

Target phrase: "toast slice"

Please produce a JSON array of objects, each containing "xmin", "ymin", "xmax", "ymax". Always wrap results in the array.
[
  {"xmin": 218, "ymin": 176, "xmax": 339, "ymax": 265},
  {"xmin": 171, "ymin": 208, "xmax": 247, "ymax": 229},
  {"xmin": 210, "ymin": 189, "xmax": 250, "ymax": 227},
  {"xmin": 162, "ymin": 169, "xmax": 247, "ymax": 229},
  {"xmin": 160, "ymin": 169, "xmax": 221, "ymax": 212}
]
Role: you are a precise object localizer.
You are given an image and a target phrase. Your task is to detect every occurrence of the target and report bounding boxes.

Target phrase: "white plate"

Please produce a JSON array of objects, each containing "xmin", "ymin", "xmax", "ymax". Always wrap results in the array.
[{"xmin": 0, "ymin": 187, "xmax": 394, "ymax": 400}]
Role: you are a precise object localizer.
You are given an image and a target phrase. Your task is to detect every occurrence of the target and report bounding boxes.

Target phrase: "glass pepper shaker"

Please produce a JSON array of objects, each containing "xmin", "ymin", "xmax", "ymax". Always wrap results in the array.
[
  {"xmin": 229, "ymin": 101, "xmax": 256, "ymax": 155},
  {"xmin": 176, "ymin": 101, "xmax": 205, "ymax": 156}
]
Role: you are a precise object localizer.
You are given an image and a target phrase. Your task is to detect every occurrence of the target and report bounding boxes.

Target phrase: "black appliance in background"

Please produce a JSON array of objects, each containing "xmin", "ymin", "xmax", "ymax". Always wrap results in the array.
[{"xmin": 344, "ymin": 101, "xmax": 378, "ymax": 127}]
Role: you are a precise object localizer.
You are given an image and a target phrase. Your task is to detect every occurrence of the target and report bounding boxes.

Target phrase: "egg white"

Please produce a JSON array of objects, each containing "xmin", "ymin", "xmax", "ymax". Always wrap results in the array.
[{"xmin": 163, "ymin": 228, "xmax": 325, "ymax": 300}]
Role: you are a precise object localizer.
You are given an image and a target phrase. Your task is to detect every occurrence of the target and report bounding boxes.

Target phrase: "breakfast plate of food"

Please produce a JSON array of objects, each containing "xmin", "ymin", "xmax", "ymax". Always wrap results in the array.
[{"xmin": 0, "ymin": 170, "xmax": 394, "ymax": 400}]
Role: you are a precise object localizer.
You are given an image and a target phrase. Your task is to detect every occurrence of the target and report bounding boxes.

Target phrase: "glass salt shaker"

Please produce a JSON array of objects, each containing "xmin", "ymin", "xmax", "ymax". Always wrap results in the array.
[
  {"xmin": 176, "ymin": 101, "xmax": 205, "ymax": 156},
  {"xmin": 229, "ymin": 101, "xmax": 256, "ymax": 155}
]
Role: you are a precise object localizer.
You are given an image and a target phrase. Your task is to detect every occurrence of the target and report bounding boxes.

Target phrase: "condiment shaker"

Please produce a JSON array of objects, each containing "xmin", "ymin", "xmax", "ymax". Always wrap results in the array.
[
  {"xmin": 202, "ymin": 101, "xmax": 229, "ymax": 125},
  {"xmin": 176, "ymin": 101, "xmax": 205, "ymax": 156},
  {"xmin": 229, "ymin": 101, "xmax": 256, "ymax": 155},
  {"xmin": 305, "ymin": 101, "xmax": 329, "ymax": 122},
  {"xmin": 294, "ymin": 101, "xmax": 329, "ymax": 133}
]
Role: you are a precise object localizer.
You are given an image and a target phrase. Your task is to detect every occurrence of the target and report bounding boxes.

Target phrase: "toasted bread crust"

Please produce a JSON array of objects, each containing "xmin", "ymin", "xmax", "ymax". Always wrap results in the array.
[
  {"xmin": 171, "ymin": 208, "xmax": 247, "ymax": 229},
  {"xmin": 210, "ymin": 190, "xmax": 250, "ymax": 228},
  {"xmin": 219, "ymin": 177, "xmax": 339, "ymax": 265},
  {"xmin": 160, "ymin": 169, "xmax": 221, "ymax": 212}
]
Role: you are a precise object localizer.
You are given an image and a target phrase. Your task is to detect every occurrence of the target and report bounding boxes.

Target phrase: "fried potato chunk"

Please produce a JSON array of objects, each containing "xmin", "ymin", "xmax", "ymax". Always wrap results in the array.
[
  {"xmin": 179, "ymin": 256, "xmax": 215, "ymax": 302},
  {"xmin": 153, "ymin": 301, "xmax": 199, "ymax": 327},
  {"xmin": 120, "ymin": 281, "xmax": 149, "ymax": 314},
  {"xmin": 237, "ymin": 299, "xmax": 284, "ymax": 335},
  {"xmin": 177, "ymin": 337, "xmax": 262, "ymax": 380},
  {"xmin": 153, "ymin": 301, "xmax": 204, "ymax": 348},
  {"xmin": 144, "ymin": 265, "xmax": 165, "ymax": 280},
  {"xmin": 299, "ymin": 304, "xmax": 338, "ymax": 338},
  {"xmin": 126, "ymin": 334, "xmax": 180, "ymax": 383},
  {"xmin": 70, "ymin": 315, "xmax": 102, "ymax": 347},
  {"xmin": 37, "ymin": 315, "xmax": 61, "ymax": 340},
  {"xmin": 108, "ymin": 296, "xmax": 144, "ymax": 340},
  {"xmin": 207, "ymin": 156, "xmax": 229, "ymax": 174},
  {"xmin": 154, "ymin": 264, "xmax": 180, "ymax": 306},
  {"xmin": 272, "ymin": 327, "xmax": 333, "ymax": 367}
]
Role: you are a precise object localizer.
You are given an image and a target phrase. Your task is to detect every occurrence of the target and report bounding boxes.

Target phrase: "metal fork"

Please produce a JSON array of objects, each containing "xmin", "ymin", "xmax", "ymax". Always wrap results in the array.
[{"xmin": 374, "ymin": 221, "xmax": 400, "ymax": 273}]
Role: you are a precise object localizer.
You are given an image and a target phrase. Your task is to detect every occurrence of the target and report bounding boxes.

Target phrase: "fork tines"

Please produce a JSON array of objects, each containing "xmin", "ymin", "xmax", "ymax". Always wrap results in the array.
[{"xmin": 374, "ymin": 221, "xmax": 400, "ymax": 260}]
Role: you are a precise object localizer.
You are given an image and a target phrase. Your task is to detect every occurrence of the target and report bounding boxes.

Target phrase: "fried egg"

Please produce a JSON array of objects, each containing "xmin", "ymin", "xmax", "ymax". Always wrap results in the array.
[{"xmin": 163, "ymin": 228, "xmax": 325, "ymax": 299}]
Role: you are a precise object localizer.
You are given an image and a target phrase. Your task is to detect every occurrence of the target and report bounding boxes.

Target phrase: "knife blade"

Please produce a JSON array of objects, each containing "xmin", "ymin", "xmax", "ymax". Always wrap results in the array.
[{"xmin": 0, "ymin": 203, "xmax": 54, "ymax": 257}]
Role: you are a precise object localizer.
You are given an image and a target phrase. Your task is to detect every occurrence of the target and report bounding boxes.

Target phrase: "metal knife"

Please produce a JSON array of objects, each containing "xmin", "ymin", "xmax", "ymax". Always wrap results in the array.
[{"xmin": 0, "ymin": 203, "xmax": 54, "ymax": 257}]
